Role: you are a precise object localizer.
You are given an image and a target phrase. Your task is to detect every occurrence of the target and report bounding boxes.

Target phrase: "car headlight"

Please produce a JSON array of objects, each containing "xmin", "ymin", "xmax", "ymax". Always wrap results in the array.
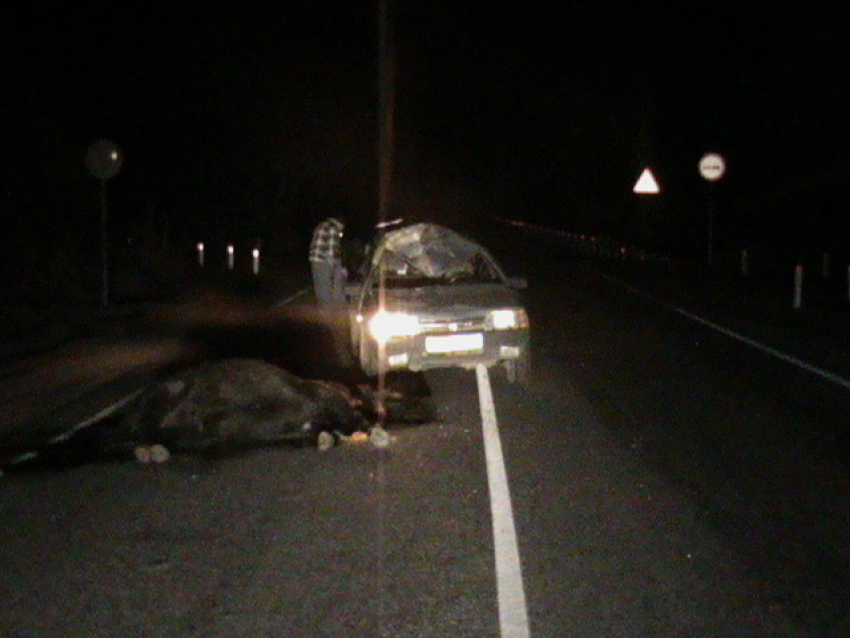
[
  {"xmin": 368, "ymin": 310, "xmax": 422, "ymax": 343},
  {"xmin": 486, "ymin": 308, "xmax": 529, "ymax": 330}
]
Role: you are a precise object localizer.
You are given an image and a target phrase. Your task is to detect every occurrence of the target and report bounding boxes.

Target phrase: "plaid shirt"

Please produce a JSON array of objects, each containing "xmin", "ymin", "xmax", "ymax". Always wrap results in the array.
[{"xmin": 309, "ymin": 218, "xmax": 344, "ymax": 263}]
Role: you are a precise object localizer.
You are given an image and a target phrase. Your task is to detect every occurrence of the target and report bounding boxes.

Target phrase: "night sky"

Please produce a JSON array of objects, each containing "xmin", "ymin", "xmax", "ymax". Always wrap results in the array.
[{"xmin": 4, "ymin": 1, "xmax": 850, "ymax": 281}]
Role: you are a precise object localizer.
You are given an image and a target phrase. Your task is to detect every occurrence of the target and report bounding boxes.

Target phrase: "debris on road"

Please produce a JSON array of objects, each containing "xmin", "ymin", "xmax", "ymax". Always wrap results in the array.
[
  {"xmin": 317, "ymin": 431, "xmax": 335, "ymax": 452},
  {"xmin": 332, "ymin": 427, "xmax": 394, "ymax": 449},
  {"xmin": 348, "ymin": 431, "xmax": 371, "ymax": 444},
  {"xmin": 133, "ymin": 444, "xmax": 171, "ymax": 464},
  {"xmin": 369, "ymin": 426, "xmax": 392, "ymax": 448}
]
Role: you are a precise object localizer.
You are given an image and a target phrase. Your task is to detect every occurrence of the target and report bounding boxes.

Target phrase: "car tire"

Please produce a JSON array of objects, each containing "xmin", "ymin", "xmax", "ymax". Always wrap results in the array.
[
  {"xmin": 359, "ymin": 331, "xmax": 379, "ymax": 377},
  {"xmin": 505, "ymin": 351, "xmax": 531, "ymax": 386},
  {"xmin": 349, "ymin": 313, "xmax": 360, "ymax": 358}
]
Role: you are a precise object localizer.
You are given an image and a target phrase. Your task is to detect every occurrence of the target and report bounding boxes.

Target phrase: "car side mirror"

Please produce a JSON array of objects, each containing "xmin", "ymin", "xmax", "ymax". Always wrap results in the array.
[{"xmin": 509, "ymin": 276, "xmax": 527, "ymax": 290}]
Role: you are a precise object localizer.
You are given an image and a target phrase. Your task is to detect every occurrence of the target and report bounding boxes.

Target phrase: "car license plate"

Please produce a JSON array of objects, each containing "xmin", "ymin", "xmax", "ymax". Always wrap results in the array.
[{"xmin": 425, "ymin": 333, "xmax": 484, "ymax": 354}]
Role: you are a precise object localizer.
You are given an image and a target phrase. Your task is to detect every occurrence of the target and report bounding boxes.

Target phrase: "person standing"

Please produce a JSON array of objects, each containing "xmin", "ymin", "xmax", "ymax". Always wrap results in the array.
[
  {"xmin": 309, "ymin": 217, "xmax": 353, "ymax": 366},
  {"xmin": 309, "ymin": 217, "xmax": 347, "ymax": 308}
]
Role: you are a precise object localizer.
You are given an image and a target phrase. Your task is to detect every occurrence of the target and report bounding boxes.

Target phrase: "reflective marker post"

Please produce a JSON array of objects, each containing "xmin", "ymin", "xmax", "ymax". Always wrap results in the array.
[{"xmin": 794, "ymin": 264, "xmax": 804, "ymax": 310}]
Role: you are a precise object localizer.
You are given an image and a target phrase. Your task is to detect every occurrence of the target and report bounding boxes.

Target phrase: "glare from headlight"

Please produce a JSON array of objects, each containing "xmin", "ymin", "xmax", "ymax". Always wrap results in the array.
[
  {"xmin": 368, "ymin": 310, "xmax": 422, "ymax": 343},
  {"xmin": 487, "ymin": 308, "xmax": 529, "ymax": 330}
]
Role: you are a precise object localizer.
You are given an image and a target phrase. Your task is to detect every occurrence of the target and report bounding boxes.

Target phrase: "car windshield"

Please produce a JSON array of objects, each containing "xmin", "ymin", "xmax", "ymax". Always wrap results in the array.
[
  {"xmin": 373, "ymin": 224, "xmax": 504, "ymax": 287},
  {"xmin": 378, "ymin": 248, "xmax": 501, "ymax": 287}
]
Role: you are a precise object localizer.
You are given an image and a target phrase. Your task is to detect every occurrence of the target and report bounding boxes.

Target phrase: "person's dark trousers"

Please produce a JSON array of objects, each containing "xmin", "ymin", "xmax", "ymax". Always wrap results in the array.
[
  {"xmin": 311, "ymin": 260, "xmax": 353, "ymax": 365},
  {"xmin": 311, "ymin": 260, "xmax": 335, "ymax": 306}
]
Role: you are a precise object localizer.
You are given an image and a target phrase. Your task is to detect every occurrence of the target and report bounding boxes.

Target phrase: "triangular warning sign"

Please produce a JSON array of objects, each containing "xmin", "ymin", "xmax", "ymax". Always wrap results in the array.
[{"xmin": 633, "ymin": 168, "xmax": 660, "ymax": 194}]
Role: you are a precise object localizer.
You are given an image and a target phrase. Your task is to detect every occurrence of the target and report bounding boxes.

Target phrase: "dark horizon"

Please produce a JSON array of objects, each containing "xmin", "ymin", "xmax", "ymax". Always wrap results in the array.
[{"xmin": 3, "ymin": 1, "xmax": 850, "ymax": 277}]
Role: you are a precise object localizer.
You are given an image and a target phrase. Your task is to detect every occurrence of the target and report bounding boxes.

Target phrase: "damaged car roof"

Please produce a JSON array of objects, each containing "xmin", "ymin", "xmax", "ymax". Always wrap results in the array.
[{"xmin": 371, "ymin": 223, "xmax": 505, "ymax": 279}]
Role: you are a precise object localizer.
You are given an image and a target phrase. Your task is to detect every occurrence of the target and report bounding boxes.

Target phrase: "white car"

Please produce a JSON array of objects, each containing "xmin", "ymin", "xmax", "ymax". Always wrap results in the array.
[{"xmin": 347, "ymin": 223, "xmax": 531, "ymax": 383}]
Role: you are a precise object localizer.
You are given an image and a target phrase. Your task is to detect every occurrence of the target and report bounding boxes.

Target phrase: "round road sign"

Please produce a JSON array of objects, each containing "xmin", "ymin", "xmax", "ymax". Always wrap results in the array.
[
  {"xmin": 86, "ymin": 140, "xmax": 123, "ymax": 180},
  {"xmin": 699, "ymin": 153, "xmax": 726, "ymax": 182}
]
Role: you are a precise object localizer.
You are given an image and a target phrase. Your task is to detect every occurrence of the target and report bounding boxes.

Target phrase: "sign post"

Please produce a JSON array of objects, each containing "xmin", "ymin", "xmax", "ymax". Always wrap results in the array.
[
  {"xmin": 632, "ymin": 167, "xmax": 661, "ymax": 249},
  {"xmin": 699, "ymin": 153, "xmax": 726, "ymax": 268},
  {"xmin": 85, "ymin": 140, "xmax": 123, "ymax": 307}
]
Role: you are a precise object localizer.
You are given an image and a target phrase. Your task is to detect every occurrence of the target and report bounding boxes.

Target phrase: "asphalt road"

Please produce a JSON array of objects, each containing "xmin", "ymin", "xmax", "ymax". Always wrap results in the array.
[{"xmin": 2, "ymin": 232, "xmax": 849, "ymax": 636}]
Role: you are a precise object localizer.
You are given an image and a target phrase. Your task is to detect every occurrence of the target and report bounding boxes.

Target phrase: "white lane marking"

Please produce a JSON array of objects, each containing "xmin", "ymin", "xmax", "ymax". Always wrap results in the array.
[
  {"xmin": 476, "ymin": 364, "xmax": 531, "ymax": 638},
  {"xmin": 600, "ymin": 273, "xmax": 850, "ymax": 391},
  {"xmin": 275, "ymin": 287, "xmax": 311, "ymax": 307},
  {"xmin": 672, "ymin": 306, "xmax": 850, "ymax": 390}
]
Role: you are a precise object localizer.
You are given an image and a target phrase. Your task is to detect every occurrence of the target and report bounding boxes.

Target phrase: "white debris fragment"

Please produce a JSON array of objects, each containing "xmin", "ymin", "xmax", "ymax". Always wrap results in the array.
[
  {"xmin": 134, "ymin": 446, "xmax": 152, "ymax": 464},
  {"xmin": 369, "ymin": 426, "xmax": 392, "ymax": 448},
  {"xmin": 150, "ymin": 444, "xmax": 170, "ymax": 464},
  {"xmin": 134, "ymin": 444, "xmax": 171, "ymax": 464},
  {"xmin": 317, "ymin": 431, "xmax": 335, "ymax": 452}
]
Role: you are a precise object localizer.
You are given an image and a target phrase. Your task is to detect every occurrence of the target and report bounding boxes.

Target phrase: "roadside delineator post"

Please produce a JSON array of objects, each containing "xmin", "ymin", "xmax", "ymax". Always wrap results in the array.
[
  {"xmin": 227, "ymin": 244, "xmax": 235, "ymax": 270},
  {"xmin": 794, "ymin": 264, "xmax": 804, "ymax": 310},
  {"xmin": 197, "ymin": 242, "xmax": 205, "ymax": 267},
  {"xmin": 252, "ymin": 248, "xmax": 260, "ymax": 275},
  {"xmin": 741, "ymin": 249, "xmax": 750, "ymax": 276},
  {"xmin": 846, "ymin": 265, "xmax": 850, "ymax": 304}
]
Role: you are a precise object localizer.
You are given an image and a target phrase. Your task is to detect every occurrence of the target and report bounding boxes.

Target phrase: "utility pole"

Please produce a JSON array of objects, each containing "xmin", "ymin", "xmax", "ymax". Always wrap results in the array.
[
  {"xmin": 378, "ymin": 0, "xmax": 395, "ymax": 225},
  {"xmin": 376, "ymin": 0, "xmax": 396, "ymax": 423}
]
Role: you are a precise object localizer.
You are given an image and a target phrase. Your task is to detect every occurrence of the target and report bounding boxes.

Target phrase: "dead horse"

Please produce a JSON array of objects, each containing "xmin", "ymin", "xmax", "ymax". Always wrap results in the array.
[{"xmin": 119, "ymin": 359, "xmax": 371, "ymax": 460}]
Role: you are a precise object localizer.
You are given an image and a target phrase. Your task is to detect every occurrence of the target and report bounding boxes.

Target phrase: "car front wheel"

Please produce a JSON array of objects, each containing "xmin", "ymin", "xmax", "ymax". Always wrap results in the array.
[{"xmin": 359, "ymin": 331, "xmax": 379, "ymax": 377}]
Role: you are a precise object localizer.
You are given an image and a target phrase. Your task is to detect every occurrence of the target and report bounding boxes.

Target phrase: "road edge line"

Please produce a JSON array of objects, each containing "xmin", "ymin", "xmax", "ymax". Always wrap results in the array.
[
  {"xmin": 599, "ymin": 272, "xmax": 850, "ymax": 391},
  {"xmin": 275, "ymin": 287, "xmax": 311, "ymax": 307}
]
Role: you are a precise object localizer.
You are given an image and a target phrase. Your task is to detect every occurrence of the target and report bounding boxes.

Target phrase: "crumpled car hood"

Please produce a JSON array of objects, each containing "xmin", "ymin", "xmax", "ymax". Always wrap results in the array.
[{"xmin": 385, "ymin": 283, "xmax": 521, "ymax": 313}]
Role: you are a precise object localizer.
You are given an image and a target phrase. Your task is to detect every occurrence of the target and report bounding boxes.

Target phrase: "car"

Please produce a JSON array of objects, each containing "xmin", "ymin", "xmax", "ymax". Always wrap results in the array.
[{"xmin": 346, "ymin": 222, "xmax": 531, "ymax": 383}]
